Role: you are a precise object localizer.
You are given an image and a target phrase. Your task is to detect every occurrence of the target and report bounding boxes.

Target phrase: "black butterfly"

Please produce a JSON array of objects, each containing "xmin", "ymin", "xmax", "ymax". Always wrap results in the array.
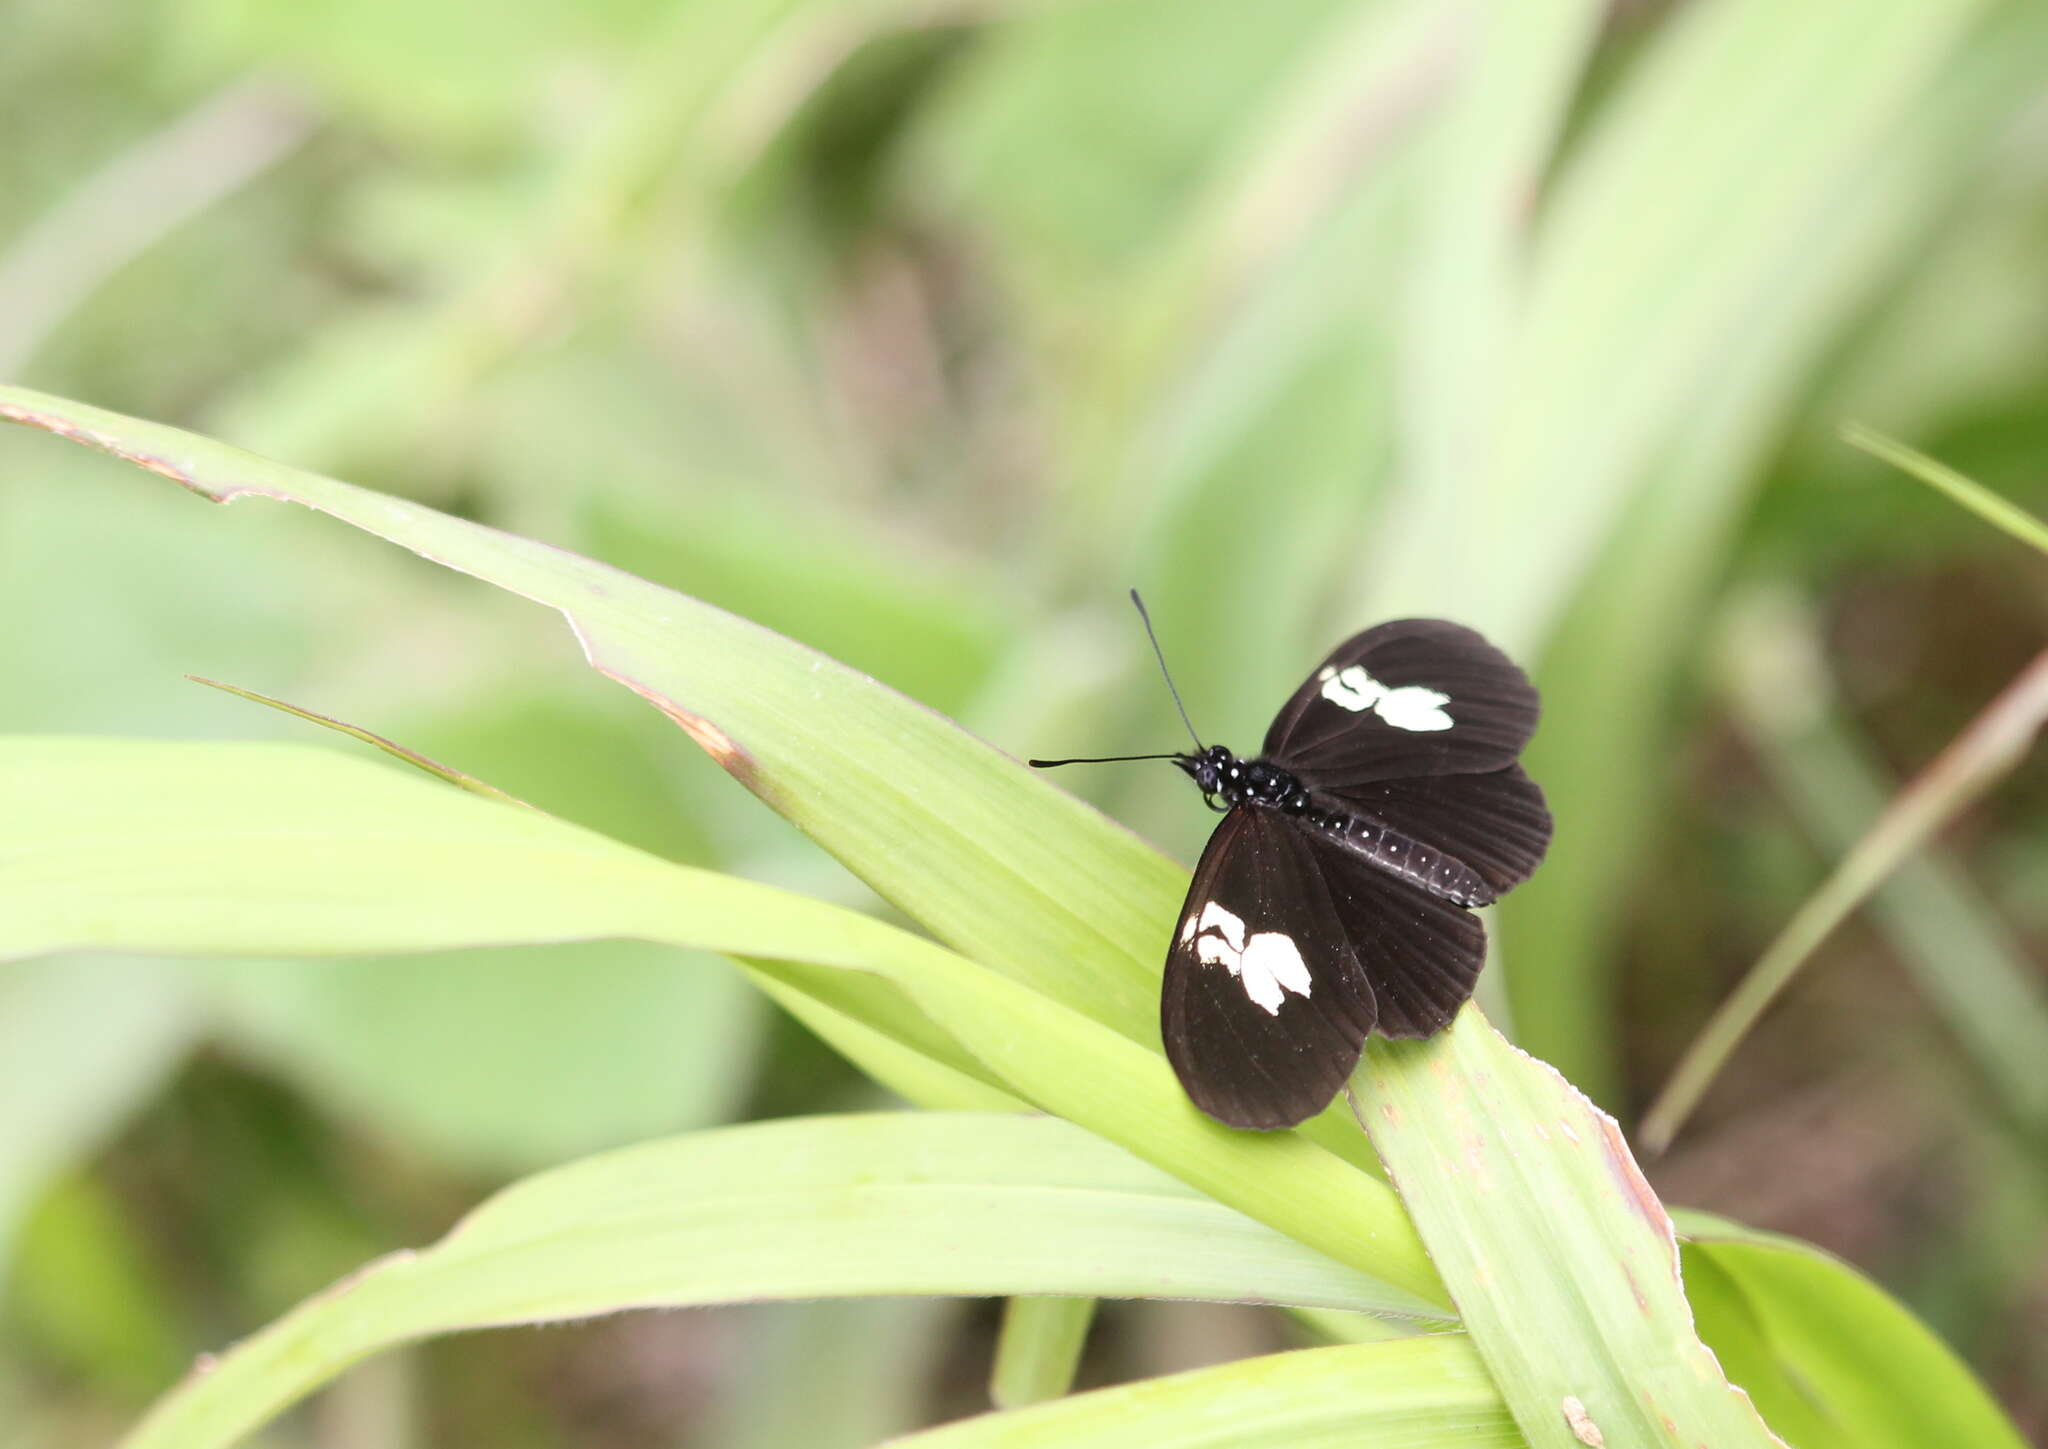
[{"xmin": 1033, "ymin": 594, "xmax": 1552, "ymax": 1131}]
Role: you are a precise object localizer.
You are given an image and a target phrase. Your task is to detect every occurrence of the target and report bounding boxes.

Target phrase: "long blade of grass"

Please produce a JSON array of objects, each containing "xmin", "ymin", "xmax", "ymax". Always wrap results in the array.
[
  {"xmin": 0, "ymin": 384, "xmax": 1384, "ymax": 1182},
  {"xmin": 0, "ymin": 386, "xmax": 1164, "ymax": 1050},
  {"xmin": 889, "ymin": 1336, "xmax": 1513, "ymax": 1449},
  {"xmin": 0, "ymin": 735, "xmax": 1442, "ymax": 1323},
  {"xmin": 183, "ymin": 676, "xmax": 532, "ymax": 807},
  {"xmin": 1640, "ymin": 600, "xmax": 2048, "ymax": 1152},
  {"xmin": 1358, "ymin": 1018, "xmax": 1784, "ymax": 1449},
  {"xmin": 119, "ymin": 1112, "xmax": 1410, "ymax": 1449},
  {"xmin": 8, "ymin": 386, "xmax": 1417, "ymax": 1449},
  {"xmin": 1715, "ymin": 600, "xmax": 2048, "ymax": 1145},
  {"xmin": 989, "ymin": 1298, "xmax": 1097, "ymax": 1409},
  {"xmin": 1842, "ymin": 422, "xmax": 2048, "ymax": 556}
]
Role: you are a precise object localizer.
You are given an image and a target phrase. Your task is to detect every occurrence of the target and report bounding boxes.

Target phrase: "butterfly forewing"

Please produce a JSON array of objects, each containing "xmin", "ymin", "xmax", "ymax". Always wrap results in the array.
[
  {"xmin": 1162, "ymin": 808, "xmax": 1377, "ymax": 1130},
  {"xmin": 1263, "ymin": 619, "xmax": 1539, "ymax": 785}
]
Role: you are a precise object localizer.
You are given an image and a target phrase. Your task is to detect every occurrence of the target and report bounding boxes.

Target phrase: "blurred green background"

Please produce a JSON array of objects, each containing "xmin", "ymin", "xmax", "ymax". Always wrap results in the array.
[{"xmin": 3, "ymin": 0, "xmax": 2045, "ymax": 1443}]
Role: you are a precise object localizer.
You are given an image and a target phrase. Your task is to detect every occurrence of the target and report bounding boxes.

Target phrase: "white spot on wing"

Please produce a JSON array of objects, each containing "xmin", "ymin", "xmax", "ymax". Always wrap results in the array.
[
  {"xmin": 1195, "ymin": 901, "xmax": 1245, "ymax": 950},
  {"xmin": 1374, "ymin": 684, "xmax": 1453, "ymax": 731},
  {"xmin": 1320, "ymin": 664, "xmax": 1382, "ymax": 712},
  {"xmin": 1239, "ymin": 932, "xmax": 1310, "ymax": 1013},
  {"xmin": 1319, "ymin": 665, "xmax": 1453, "ymax": 731},
  {"xmin": 1186, "ymin": 901, "xmax": 1311, "ymax": 1015}
]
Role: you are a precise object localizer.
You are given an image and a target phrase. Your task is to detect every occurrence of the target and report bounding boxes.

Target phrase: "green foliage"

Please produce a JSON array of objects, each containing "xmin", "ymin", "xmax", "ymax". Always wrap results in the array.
[
  {"xmin": 1682, "ymin": 1218, "xmax": 2032, "ymax": 1449},
  {"xmin": 3, "ymin": 0, "xmax": 2046, "ymax": 1442},
  {"xmin": 893, "ymin": 1337, "xmax": 1519, "ymax": 1448},
  {"xmin": 117, "ymin": 1112, "xmax": 1423, "ymax": 1448},
  {"xmin": 0, "ymin": 394, "xmax": 2026, "ymax": 1447}
]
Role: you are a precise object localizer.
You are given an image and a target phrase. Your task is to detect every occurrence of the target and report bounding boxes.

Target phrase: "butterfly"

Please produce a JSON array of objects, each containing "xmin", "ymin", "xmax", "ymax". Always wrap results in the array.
[{"xmin": 1033, "ymin": 593, "xmax": 1552, "ymax": 1130}]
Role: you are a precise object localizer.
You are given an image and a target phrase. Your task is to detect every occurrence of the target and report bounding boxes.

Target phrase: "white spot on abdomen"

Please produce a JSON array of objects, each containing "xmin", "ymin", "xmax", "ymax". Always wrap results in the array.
[
  {"xmin": 1320, "ymin": 665, "xmax": 1453, "ymax": 732},
  {"xmin": 1187, "ymin": 901, "xmax": 1310, "ymax": 1014}
]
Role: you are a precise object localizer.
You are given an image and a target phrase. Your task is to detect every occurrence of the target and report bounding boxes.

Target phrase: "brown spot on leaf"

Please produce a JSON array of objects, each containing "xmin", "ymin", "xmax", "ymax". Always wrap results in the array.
[
  {"xmin": 671, "ymin": 710, "xmax": 744, "ymax": 770},
  {"xmin": 604, "ymin": 668, "xmax": 758, "ymax": 786},
  {"xmin": 0, "ymin": 399, "xmax": 206, "ymax": 494},
  {"xmin": 1599, "ymin": 1112, "xmax": 1671, "ymax": 1236},
  {"xmin": 1562, "ymin": 1396, "xmax": 1605, "ymax": 1446}
]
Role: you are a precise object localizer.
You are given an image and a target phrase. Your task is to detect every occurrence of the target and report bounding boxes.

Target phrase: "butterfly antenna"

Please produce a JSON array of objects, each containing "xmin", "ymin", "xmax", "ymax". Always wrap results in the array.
[
  {"xmin": 1028, "ymin": 751, "xmax": 1185, "ymax": 769},
  {"xmin": 1129, "ymin": 588, "xmax": 1205, "ymax": 752}
]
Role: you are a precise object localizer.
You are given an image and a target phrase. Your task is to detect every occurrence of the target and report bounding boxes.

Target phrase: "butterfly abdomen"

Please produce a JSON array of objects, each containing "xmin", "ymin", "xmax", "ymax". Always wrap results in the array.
[
  {"xmin": 1299, "ymin": 806, "xmax": 1495, "ymax": 908},
  {"xmin": 1209, "ymin": 751, "xmax": 1497, "ymax": 907}
]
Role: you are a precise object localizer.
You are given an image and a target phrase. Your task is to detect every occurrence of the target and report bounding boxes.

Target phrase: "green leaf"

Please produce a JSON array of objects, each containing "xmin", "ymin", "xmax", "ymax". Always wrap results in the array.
[
  {"xmin": 1358, "ymin": 1016, "xmax": 1782, "ymax": 1449},
  {"xmin": 989, "ymin": 1297, "xmax": 1097, "ymax": 1409},
  {"xmin": 121, "ymin": 1112, "xmax": 1413, "ymax": 1449},
  {"xmin": 194, "ymin": 685, "xmax": 771, "ymax": 1171},
  {"xmin": 1681, "ymin": 1220, "xmax": 2028, "ymax": 1449},
  {"xmin": 0, "ymin": 382, "xmax": 1387, "ymax": 1190},
  {"xmin": 583, "ymin": 491, "xmax": 1008, "ymax": 721},
  {"xmin": 0, "ymin": 383, "xmax": 1170, "ymax": 1049},
  {"xmin": 0, "ymin": 735, "xmax": 1442, "ymax": 1324},
  {"xmin": 888, "ymin": 1335, "xmax": 1516, "ymax": 1449}
]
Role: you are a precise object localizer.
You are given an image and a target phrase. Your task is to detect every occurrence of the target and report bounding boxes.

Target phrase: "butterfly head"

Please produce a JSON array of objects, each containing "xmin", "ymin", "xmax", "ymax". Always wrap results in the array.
[
  {"xmin": 1177, "ymin": 745, "xmax": 1304, "ymax": 813},
  {"xmin": 1174, "ymin": 743, "xmax": 1235, "ymax": 802}
]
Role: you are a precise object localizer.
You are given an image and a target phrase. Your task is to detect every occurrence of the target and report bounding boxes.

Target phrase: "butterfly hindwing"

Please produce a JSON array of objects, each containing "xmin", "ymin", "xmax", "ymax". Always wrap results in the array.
[
  {"xmin": 1262, "ymin": 619, "xmax": 1540, "ymax": 786},
  {"xmin": 1161, "ymin": 808, "xmax": 1377, "ymax": 1130},
  {"xmin": 1303, "ymin": 763, "xmax": 1553, "ymax": 902},
  {"xmin": 1304, "ymin": 828, "xmax": 1490, "ymax": 1038}
]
